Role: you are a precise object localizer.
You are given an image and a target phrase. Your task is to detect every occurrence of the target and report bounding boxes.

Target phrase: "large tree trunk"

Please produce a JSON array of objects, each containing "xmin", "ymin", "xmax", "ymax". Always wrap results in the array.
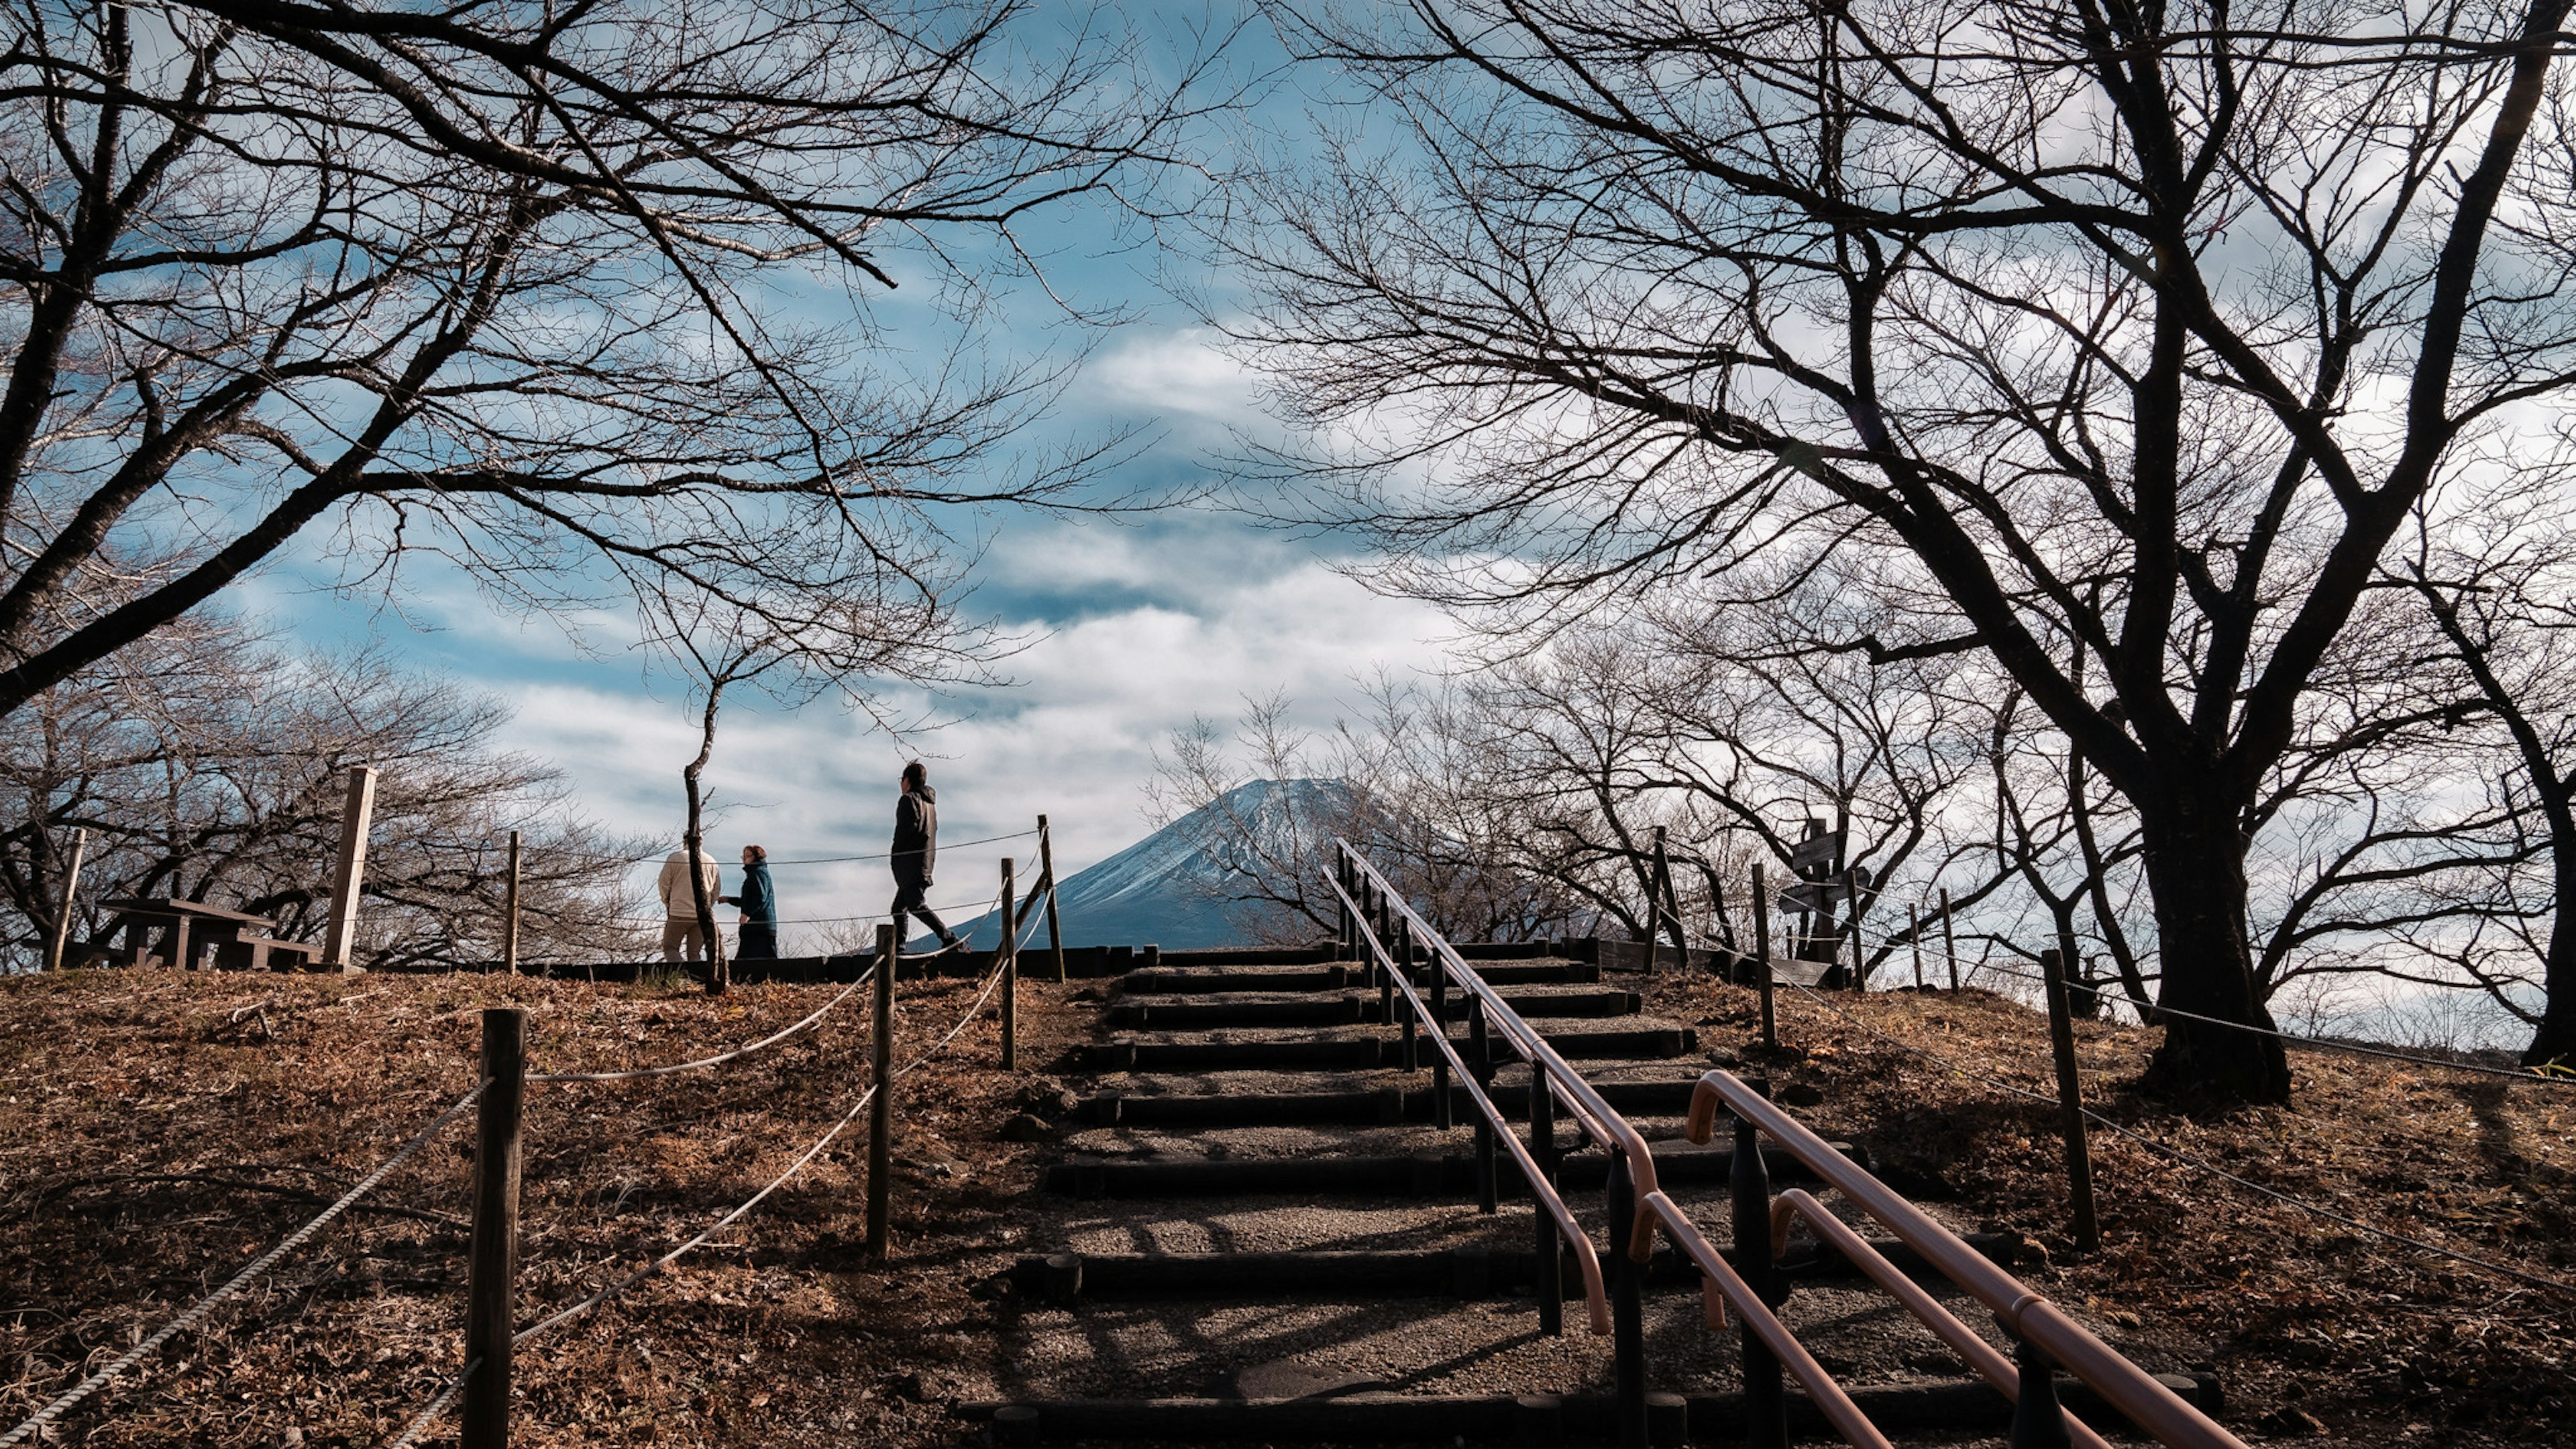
[
  {"xmin": 2136, "ymin": 783, "xmax": 2290, "ymax": 1102},
  {"xmin": 2526, "ymin": 850, "xmax": 2576, "ymax": 1067}
]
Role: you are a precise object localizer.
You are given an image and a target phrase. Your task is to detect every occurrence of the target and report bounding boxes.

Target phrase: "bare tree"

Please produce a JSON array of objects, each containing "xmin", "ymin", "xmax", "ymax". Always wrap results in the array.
[
  {"xmin": 1, "ymin": 0, "xmax": 1214, "ymax": 724},
  {"xmin": 2399, "ymin": 482, "xmax": 2576, "ymax": 1065},
  {"xmin": 1219, "ymin": 0, "xmax": 2576, "ymax": 1100},
  {"xmin": 1, "ymin": 617, "xmax": 647, "ymax": 970}
]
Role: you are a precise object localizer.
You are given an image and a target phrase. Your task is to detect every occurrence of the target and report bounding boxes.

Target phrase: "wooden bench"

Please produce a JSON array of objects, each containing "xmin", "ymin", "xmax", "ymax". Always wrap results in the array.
[{"xmin": 214, "ymin": 936, "xmax": 329, "ymax": 972}]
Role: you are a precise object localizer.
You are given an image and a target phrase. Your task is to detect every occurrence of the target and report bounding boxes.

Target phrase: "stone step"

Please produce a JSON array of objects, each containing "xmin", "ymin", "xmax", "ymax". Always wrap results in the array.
[
  {"xmin": 1038, "ymin": 1140, "xmax": 1865, "ymax": 1199},
  {"xmin": 1119, "ymin": 959, "xmax": 1604, "ymax": 994},
  {"xmin": 1010, "ymin": 1232, "xmax": 2024, "ymax": 1300},
  {"xmin": 1073, "ymin": 1024, "xmax": 1699, "ymax": 1073},
  {"xmin": 1078, "ymin": 1077, "xmax": 1713, "ymax": 1127},
  {"xmin": 1103, "ymin": 989, "xmax": 1642, "ymax": 1030},
  {"xmin": 976, "ymin": 1373, "xmax": 2220, "ymax": 1445}
]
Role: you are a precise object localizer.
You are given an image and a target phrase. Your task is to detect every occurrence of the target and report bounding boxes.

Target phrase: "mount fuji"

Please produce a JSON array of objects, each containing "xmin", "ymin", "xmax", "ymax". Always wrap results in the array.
[{"xmin": 930, "ymin": 778, "xmax": 1350, "ymax": 951}]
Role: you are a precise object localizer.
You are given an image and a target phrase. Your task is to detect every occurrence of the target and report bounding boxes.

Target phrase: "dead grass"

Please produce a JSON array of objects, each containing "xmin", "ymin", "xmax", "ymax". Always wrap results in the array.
[
  {"xmin": 1651, "ymin": 971, "xmax": 2576, "ymax": 1446},
  {"xmin": 1, "ymin": 965, "xmax": 1087, "ymax": 1448},
  {"xmin": 7, "ymin": 964, "xmax": 2569, "ymax": 1447}
]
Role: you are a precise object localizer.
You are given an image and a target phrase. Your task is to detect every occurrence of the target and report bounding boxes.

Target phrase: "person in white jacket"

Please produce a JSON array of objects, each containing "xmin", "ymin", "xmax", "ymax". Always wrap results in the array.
[{"xmin": 657, "ymin": 847, "xmax": 723, "ymax": 962}]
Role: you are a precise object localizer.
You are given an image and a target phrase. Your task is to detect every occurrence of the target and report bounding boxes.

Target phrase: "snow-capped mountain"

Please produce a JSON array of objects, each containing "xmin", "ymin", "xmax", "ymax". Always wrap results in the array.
[{"xmin": 929, "ymin": 778, "xmax": 1352, "ymax": 951}]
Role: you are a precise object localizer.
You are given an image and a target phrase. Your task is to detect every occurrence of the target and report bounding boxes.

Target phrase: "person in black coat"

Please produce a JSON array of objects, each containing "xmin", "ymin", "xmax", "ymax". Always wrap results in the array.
[
  {"xmin": 723, "ymin": 845, "xmax": 779, "ymax": 959},
  {"xmin": 892, "ymin": 761, "xmax": 963, "ymax": 953}
]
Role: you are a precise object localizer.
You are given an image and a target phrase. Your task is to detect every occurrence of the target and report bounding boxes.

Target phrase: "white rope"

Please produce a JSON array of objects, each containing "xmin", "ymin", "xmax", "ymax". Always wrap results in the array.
[
  {"xmin": 2, "ymin": 1085, "xmax": 485, "ymax": 1448},
  {"xmin": 378, "ymin": 947, "xmax": 1019, "ymax": 1444},
  {"xmin": 527, "ymin": 967, "xmax": 875, "ymax": 1083}
]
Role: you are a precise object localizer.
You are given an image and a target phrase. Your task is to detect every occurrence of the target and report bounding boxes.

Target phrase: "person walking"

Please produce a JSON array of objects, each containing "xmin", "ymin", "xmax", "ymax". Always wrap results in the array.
[
  {"xmin": 892, "ymin": 761, "xmax": 964, "ymax": 954},
  {"xmin": 657, "ymin": 844, "xmax": 723, "ymax": 963},
  {"xmin": 725, "ymin": 845, "xmax": 780, "ymax": 959}
]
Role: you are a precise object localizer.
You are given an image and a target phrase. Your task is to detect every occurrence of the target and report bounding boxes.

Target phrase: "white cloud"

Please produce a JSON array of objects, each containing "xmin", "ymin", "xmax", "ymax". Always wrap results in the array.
[{"xmin": 486, "ymin": 555, "xmax": 1451, "ymax": 947}]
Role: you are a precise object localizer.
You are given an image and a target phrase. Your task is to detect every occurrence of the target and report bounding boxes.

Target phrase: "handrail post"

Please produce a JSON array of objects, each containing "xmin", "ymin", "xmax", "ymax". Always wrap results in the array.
[
  {"xmin": 1607, "ymin": 1150, "xmax": 1648, "ymax": 1449},
  {"xmin": 1398, "ymin": 913, "xmax": 1419, "ymax": 1074},
  {"xmin": 1426, "ymin": 920, "xmax": 1452, "ymax": 1126},
  {"xmin": 1750, "ymin": 865, "xmax": 1777, "ymax": 1054},
  {"xmin": 1000, "ymin": 858, "xmax": 1018, "ymax": 1071},
  {"xmin": 2009, "ymin": 1338, "xmax": 2075, "ymax": 1449},
  {"xmin": 462, "ymin": 1008, "xmax": 525, "ymax": 1449},
  {"xmin": 1940, "ymin": 887, "xmax": 1960, "ymax": 991},
  {"xmin": 1529, "ymin": 1074, "xmax": 1562, "ymax": 1336},
  {"xmin": 502, "ymin": 830, "xmax": 521, "ymax": 977},
  {"xmin": 1470, "ymin": 1004, "xmax": 1497, "ymax": 1214},
  {"xmin": 867, "ymin": 923, "xmax": 896, "ymax": 1260},
  {"xmin": 1731, "ymin": 1097, "xmax": 1786, "ymax": 1449},
  {"xmin": 2040, "ymin": 949, "xmax": 2102, "ymax": 1252},
  {"xmin": 1647, "ymin": 826, "xmax": 1669, "ymax": 976},
  {"xmin": 1038, "ymin": 816, "xmax": 1067, "ymax": 984},
  {"xmin": 1843, "ymin": 867, "xmax": 1864, "ymax": 991},
  {"xmin": 1909, "ymin": 903, "xmax": 1923, "ymax": 991}
]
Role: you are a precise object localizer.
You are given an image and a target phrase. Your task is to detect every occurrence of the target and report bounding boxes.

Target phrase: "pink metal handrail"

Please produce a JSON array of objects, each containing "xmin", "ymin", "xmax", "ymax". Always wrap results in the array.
[
  {"xmin": 1330, "ymin": 874, "xmax": 1613, "ymax": 1333},
  {"xmin": 1768, "ymin": 1190, "xmax": 2114, "ymax": 1449},
  {"xmin": 1338, "ymin": 841, "xmax": 1665, "ymax": 1257},
  {"xmin": 1638, "ymin": 1189, "xmax": 1895, "ymax": 1449},
  {"xmin": 1688, "ymin": 1071, "xmax": 2249, "ymax": 1449}
]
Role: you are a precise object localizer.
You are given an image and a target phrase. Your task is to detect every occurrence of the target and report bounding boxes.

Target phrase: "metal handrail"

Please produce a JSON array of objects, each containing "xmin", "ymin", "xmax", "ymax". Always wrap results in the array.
[
  {"xmin": 1328, "ymin": 874, "xmax": 1613, "ymax": 1334},
  {"xmin": 1636, "ymin": 1189, "xmax": 1894, "ymax": 1449},
  {"xmin": 1766, "ymin": 1190, "xmax": 2112, "ymax": 1449},
  {"xmin": 1336, "ymin": 841, "xmax": 1666, "ymax": 1257},
  {"xmin": 1688, "ymin": 1071, "xmax": 2250, "ymax": 1449}
]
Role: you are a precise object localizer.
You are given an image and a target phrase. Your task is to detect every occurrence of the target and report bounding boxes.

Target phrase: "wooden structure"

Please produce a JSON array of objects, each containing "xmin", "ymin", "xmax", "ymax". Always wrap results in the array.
[{"xmin": 88, "ymin": 898, "xmax": 323, "ymax": 971}]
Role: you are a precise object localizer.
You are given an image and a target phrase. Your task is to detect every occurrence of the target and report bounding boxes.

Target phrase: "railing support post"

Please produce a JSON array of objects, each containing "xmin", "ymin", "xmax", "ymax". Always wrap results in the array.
[
  {"xmin": 501, "ymin": 830, "xmax": 522, "ymax": 977},
  {"xmin": 1909, "ymin": 903, "xmax": 1923, "ymax": 991},
  {"xmin": 1606, "ymin": 1151, "xmax": 1648, "ymax": 1449},
  {"xmin": 867, "ymin": 923, "xmax": 896, "ymax": 1260},
  {"xmin": 1750, "ymin": 865, "xmax": 1777, "ymax": 1054},
  {"xmin": 1529, "ymin": 1073, "xmax": 1562, "ymax": 1336},
  {"xmin": 1426, "ymin": 921, "xmax": 1452, "ymax": 1126},
  {"xmin": 2008, "ymin": 1337, "xmax": 2075, "ymax": 1449},
  {"xmin": 1398, "ymin": 912, "xmax": 1419, "ymax": 1073},
  {"xmin": 1038, "ymin": 816, "xmax": 1067, "ymax": 984},
  {"xmin": 1940, "ymin": 887, "xmax": 1960, "ymax": 991},
  {"xmin": 462, "ymin": 1008, "xmax": 524, "ymax": 1449},
  {"xmin": 1730, "ymin": 1097, "xmax": 1786, "ymax": 1449},
  {"xmin": 1000, "ymin": 858, "xmax": 1018, "ymax": 1071},
  {"xmin": 1470, "ymin": 1004, "xmax": 1497, "ymax": 1214},
  {"xmin": 2039, "ymin": 949, "xmax": 2102, "ymax": 1252},
  {"xmin": 1843, "ymin": 866, "xmax": 1864, "ymax": 991}
]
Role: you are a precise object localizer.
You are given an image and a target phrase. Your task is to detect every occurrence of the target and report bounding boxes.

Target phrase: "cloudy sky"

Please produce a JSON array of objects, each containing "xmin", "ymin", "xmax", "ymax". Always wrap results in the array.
[{"xmin": 239, "ymin": 24, "xmax": 1457, "ymax": 926}]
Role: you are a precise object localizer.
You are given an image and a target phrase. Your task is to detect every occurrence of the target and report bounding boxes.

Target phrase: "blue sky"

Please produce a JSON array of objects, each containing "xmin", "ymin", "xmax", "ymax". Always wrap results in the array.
[{"xmin": 229, "ymin": 13, "xmax": 1455, "ymax": 930}]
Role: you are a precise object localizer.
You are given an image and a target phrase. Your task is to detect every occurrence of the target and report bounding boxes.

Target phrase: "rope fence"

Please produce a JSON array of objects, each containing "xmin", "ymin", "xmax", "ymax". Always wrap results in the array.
[
  {"xmin": 10, "ymin": 816, "xmax": 1066, "ymax": 1449},
  {"xmin": 0, "ymin": 1085, "xmax": 489, "ymax": 1448}
]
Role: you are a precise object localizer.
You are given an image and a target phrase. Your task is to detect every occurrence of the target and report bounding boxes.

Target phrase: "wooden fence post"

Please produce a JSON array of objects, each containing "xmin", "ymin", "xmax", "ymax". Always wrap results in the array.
[
  {"xmin": 867, "ymin": 922, "xmax": 896, "ymax": 1260},
  {"xmin": 462, "ymin": 1008, "xmax": 525, "ymax": 1449},
  {"xmin": 1939, "ymin": 888, "xmax": 1960, "ymax": 992},
  {"xmin": 1643, "ymin": 828, "xmax": 1664, "ymax": 976},
  {"xmin": 1000, "ymin": 857, "xmax": 1018, "ymax": 1071},
  {"xmin": 44, "ymin": 828, "xmax": 86, "ymax": 973},
  {"xmin": 1037, "ymin": 816, "xmax": 1067, "ymax": 983},
  {"xmin": 1750, "ymin": 865, "xmax": 1776, "ymax": 1054},
  {"xmin": 501, "ymin": 830, "xmax": 521, "ymax": 977},
  {"xmin": 323, "ymin": 765, "xmax": 378, "ymax": 970},
  {"xmin": 2039, "ymin": 949, "xmax": 2102, "ymax": 1252},
  {"xmin": 1842, "ymin": 867, "xmax": 1864, "ymax": 991},
  {"xmin": 1909, "ymin": 904, "xmax": 1924, "ymax": 990}
]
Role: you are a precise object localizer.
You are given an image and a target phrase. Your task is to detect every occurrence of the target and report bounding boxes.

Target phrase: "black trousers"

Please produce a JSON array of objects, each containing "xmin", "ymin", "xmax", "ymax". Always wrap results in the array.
[{"xmin": 892, "ymin": 879, "xmax": 952, "ymax": 948}]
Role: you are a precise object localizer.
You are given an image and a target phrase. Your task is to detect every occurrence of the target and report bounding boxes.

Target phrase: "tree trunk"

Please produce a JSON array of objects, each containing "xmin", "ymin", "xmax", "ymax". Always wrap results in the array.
[
  {"xmin": 2136, "ymin": 784, "xmax": 2290, "ymax": 1102},
  {"xmin": 684, "ymin": 683, "xmax": 729, "ymax": 997},
  {"xmin": 2526, "ymin": 849, "xmax": 2576, "ymax": 1067}
]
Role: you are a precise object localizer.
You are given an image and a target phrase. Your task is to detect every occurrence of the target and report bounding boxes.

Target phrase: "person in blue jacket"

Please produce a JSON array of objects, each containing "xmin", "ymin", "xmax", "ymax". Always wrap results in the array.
[{"xmin": 724, "ymin": 844, "xmax": 780, "ymax": 959}]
